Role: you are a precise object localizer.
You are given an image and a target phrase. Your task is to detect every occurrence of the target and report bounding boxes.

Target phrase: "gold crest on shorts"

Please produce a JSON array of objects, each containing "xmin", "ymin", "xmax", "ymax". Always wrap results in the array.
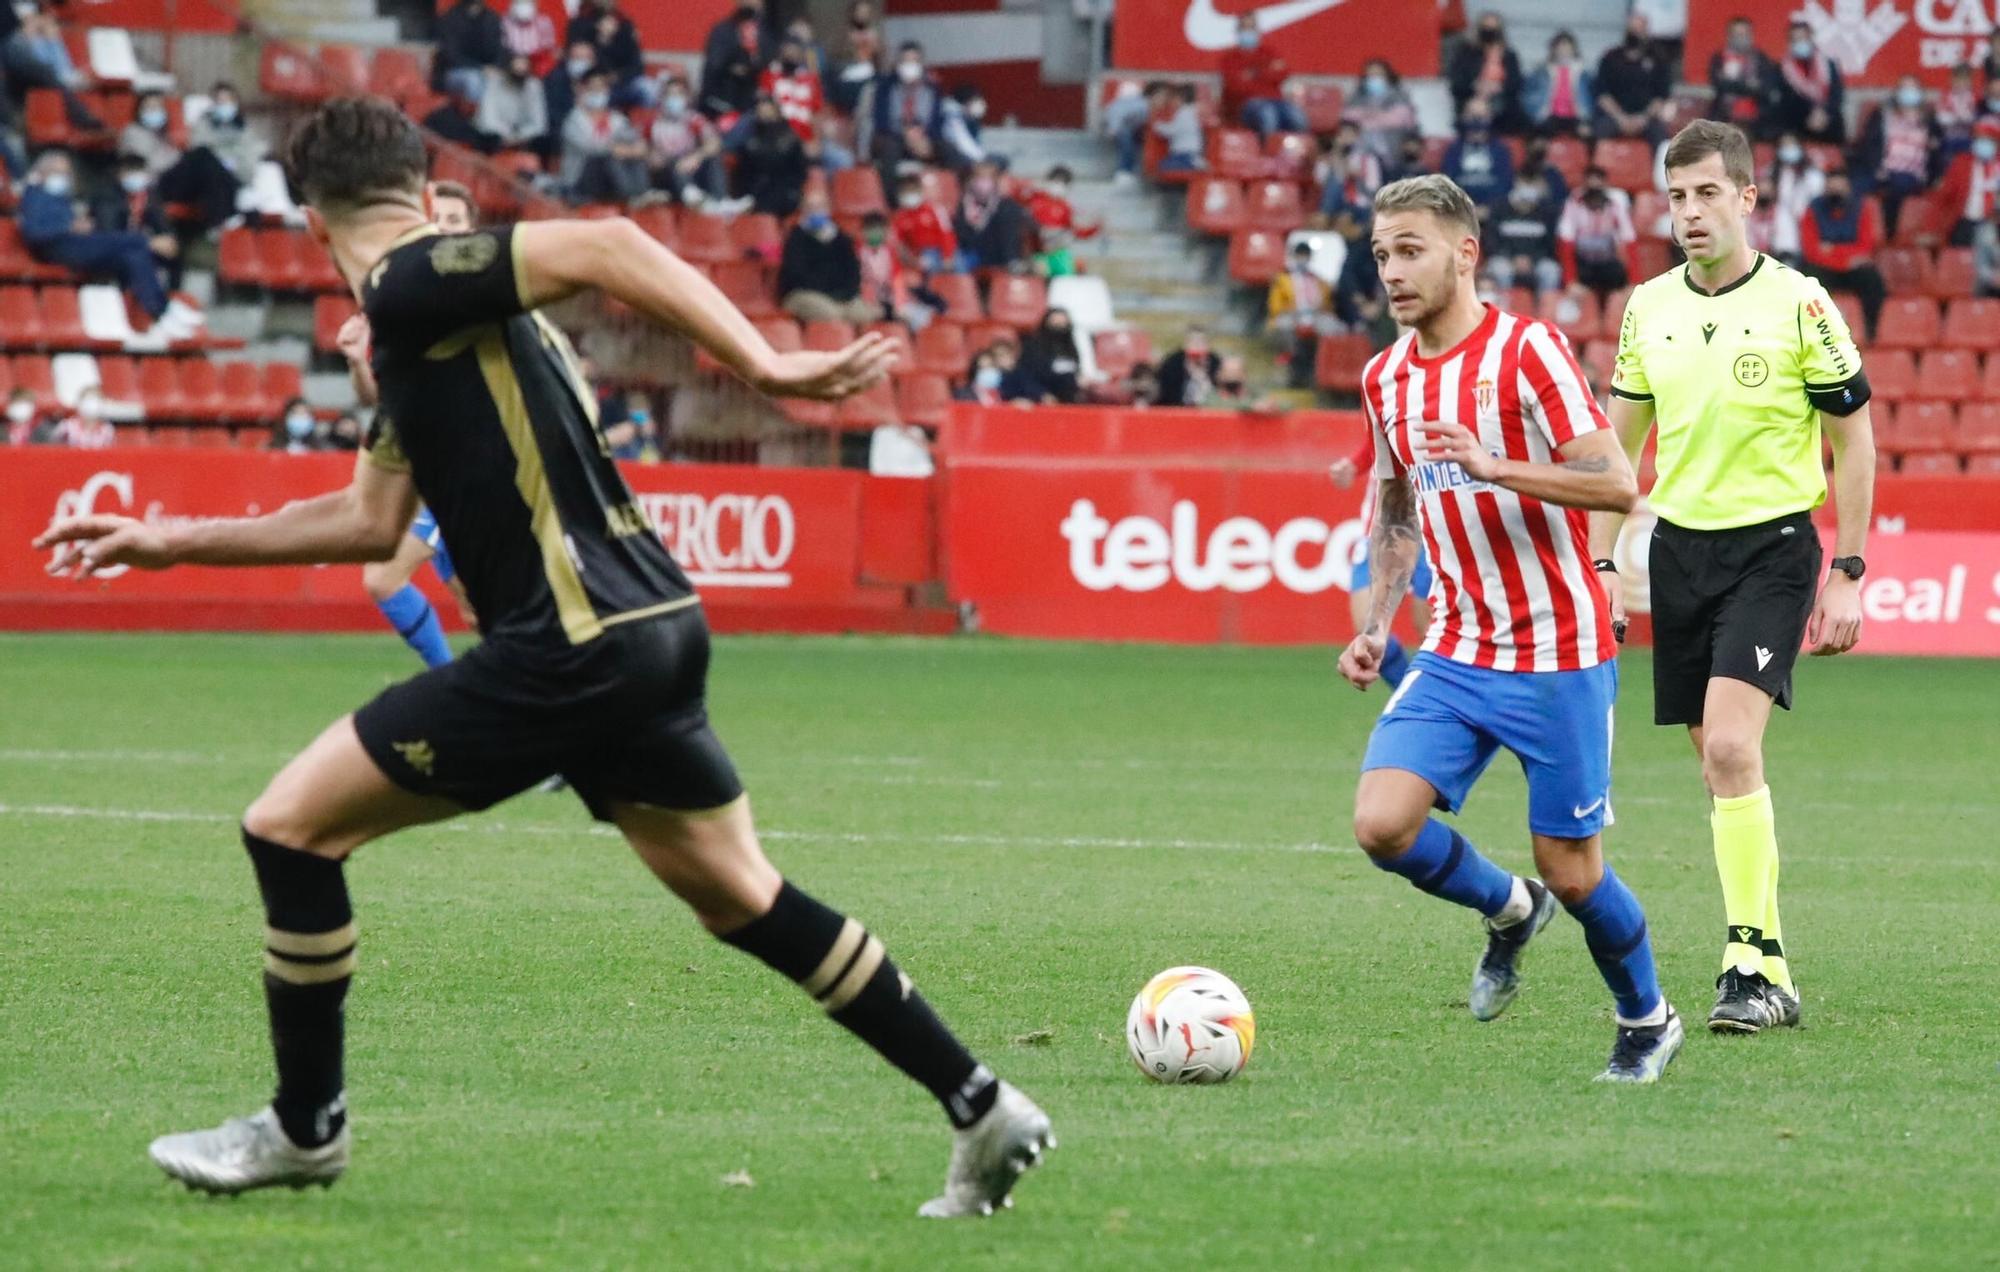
[
  {"xmin": 430, "ymin": 232, "xmax": 499, "ymax": 275},
  {"xmin": 393, "ymin": 738, "xmax": 436, "ymax": 777}
]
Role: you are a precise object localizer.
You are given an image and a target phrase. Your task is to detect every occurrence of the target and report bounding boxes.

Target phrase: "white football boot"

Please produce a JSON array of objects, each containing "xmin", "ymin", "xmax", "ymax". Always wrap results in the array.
[
  {"xmin": 917, "ymin": 1082, "xmax": 1054, "ymax": 1218},
  {"xmin": 149, "ymin": 1105, "xmax": 348, "ymax": 1194}
]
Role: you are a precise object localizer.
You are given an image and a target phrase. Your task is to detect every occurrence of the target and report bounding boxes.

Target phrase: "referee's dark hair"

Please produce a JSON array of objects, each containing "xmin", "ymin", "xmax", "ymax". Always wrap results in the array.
[
  {"xmin": 1663, "ymin": 119, "xmax": 1755, "ymax": 191},
  {"xmin": 283, "ymin": 95, "xmax": 429, "ymax": 217}
]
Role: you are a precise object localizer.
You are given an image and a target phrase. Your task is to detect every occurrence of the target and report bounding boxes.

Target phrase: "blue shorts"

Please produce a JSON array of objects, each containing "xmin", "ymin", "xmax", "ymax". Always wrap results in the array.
[
  {"xmin": 1362, "ymin": 652, "xmax": 1618, "ymax": 838},
  {"xmin": 409, "ymin": 506, "xmax": 457, "ymax": 584},
  {"xmin": 1351, "ymin": 543, "xmax": 1435, "ymax": 600}
]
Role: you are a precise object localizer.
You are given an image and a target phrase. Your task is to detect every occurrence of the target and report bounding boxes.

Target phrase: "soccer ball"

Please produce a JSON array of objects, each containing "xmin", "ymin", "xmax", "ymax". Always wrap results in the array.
[{"xmin": 1126, "ymin": 966, "xmax": 1256, "ymax": 1084}]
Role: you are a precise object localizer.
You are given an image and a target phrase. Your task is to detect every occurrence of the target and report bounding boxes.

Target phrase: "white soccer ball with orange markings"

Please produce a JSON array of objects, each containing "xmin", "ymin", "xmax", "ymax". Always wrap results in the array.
[{"xmin": 1126, "ymin": 966, "xmax": 1256, "ymax": 1084}]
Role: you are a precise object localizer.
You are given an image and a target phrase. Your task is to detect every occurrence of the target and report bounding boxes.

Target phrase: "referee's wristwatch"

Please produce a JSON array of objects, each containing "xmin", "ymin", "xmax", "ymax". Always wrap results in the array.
[{"xmin": 1829, "ymin": 555, "xmax": 1866, "ymax": 581}]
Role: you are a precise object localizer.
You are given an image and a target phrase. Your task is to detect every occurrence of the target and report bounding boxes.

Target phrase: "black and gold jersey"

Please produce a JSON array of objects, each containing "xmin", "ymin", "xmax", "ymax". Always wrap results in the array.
[{"xmin": 359, "ymin": 223, "xmax": 694, "ymax": 652}]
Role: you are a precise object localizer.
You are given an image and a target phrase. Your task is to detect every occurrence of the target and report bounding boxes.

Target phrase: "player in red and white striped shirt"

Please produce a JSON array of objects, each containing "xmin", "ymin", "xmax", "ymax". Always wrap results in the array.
[{"xmin": 1338, "ymin": 174, "xmax": 1683, "ymax": 1084}]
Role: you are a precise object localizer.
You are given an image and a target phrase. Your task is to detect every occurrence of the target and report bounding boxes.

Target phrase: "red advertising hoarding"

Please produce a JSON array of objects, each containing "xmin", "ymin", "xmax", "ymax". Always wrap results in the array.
[
  {"xmin": 1111, "ymin": 0, "xmax": 1439, "ymax": 76},
  {"xmin": 1686, "ymin": 0, "xmax": 1992, "ymax": 88}
]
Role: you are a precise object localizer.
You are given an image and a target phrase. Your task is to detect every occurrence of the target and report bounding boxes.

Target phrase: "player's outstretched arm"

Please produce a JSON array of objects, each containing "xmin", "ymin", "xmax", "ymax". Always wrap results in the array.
[
  {"xmin": 1417, "ymin": 421, "xmax": 1637, "ymax": 513},
  {"xmin": 1338, "ymin": 476, "xmax": 1421, "ymax": 691},
  {"xmin": 1809, "ymin": 403, "xmax": 1875, "ymax": 656},
  {"xmin": 35, "ymin": 454, "xmax": 419, "ymax": 578},
  {"xmin": 511, "ymin": 218, "xmax": 898, "ymax": 401}
]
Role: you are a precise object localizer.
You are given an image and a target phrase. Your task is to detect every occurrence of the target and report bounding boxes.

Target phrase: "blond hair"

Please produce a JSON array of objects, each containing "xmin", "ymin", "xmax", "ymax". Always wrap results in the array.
[{"xmin": 1371, "ymin": 173, "xmax": 1480, "ymax": 241}]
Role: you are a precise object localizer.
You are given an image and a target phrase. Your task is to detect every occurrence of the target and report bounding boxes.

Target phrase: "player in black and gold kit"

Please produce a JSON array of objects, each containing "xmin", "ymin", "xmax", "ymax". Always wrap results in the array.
[{"xmin": 37, "ymin": 97, "xmax": 1052, "ymax": 1219}]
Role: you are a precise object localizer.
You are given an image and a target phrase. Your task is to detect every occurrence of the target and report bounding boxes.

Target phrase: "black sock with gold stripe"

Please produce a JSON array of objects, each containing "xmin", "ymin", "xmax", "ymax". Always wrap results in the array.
[
  {"xmin": 723, "ymin": 881, "xmax": 998, "ymax": 1129},
  {"xmin": 244, "ymin": 828, "xmax": 353, "ymax": 1149}
]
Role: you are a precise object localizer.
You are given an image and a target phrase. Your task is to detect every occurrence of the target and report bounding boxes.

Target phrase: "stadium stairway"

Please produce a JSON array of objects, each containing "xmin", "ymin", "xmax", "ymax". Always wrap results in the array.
[{"xmin": 251, "ymin": 0, "xmax": 400, "ymax": 47}]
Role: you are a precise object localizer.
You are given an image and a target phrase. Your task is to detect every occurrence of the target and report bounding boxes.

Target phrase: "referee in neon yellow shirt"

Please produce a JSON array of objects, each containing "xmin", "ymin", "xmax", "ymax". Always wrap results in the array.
[{"xmin": 1589, "ymin": 120, "xmax": 1876, "ymax": 1035}]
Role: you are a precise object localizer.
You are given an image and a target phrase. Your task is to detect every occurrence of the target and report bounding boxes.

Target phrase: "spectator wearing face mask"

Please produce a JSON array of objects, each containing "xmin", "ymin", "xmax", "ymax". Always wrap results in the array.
[
  {"xmin": 778, "ymin": 189, "xmax": 876, "ymax": 324},
  {"xmin": 568, "ymin": 0, "xmax": 649, "ymax": 106},
  {"xmin": 327, "ymin": 413, "xmax": 363, "ymax": 452},
  {"xmin": 433, "ymin": 0, "xmax": 505, "ymax": 101},
  {"xmin": 1764, "ymin": 134, "xmax": 1825, "ymax": 263},
  {"xmin": 424, "ymin": 75, "xmax": 501, "ymax": 155},
  {"xmin": 560, "ymin": 70, "xmax": 648, "ymax": 201},
  {"xmin": 3, "ymin": 7, "xmax": 102, "ymax": 130},
  {"xmin": 701, "ymin": 1, "xmax": 775, "ymax": 120},
  {"xmin": 1484, "ymin": 177, "xmax": 1562, "ymax": 295},
  {"xmin": 542, "ymin": 41, "xmax": 595, "ymax": 159},
  {"xmin": 1156, "ymin": 328, "xmax": 1221, "ymax": 407},
  {"xmin": 1516, "ymin": 134, "xmax": 1570, "ymax": 208},
  {"xmin": 603, "ymin": 391, "xmax": 659, "ymax": 461},
  {"xmin": 1797, "ymin": 166, "xmax": 1885, "ymax": 343},
  {"xmin": 891, "ymin": 173, "xmax": 961, "ymax": 272},
  {"xmin": 735, "ymin": 92, "xmax": 810, "ymax": 215},
  {"xmin": 1018, "ymin": 309, "xmax": 1085, "ymax": 404},
  {"xmin": 1314, "ymin": 122, "xmax": 1382, "ymax": 220},
  {"xmin": 1343, "ymin": 59, "xmax": 1417, "ymax": 166},
  {"xmin": 1442, "ymin": 103, "xmax": 1514, "ymax": 213},
  {"xmin": 4, "ymin": 387, "xmax": 50, "ymax": 445},
  {"xmin": 757, "ymin": 35, "xmax": 823, "ymax": 146},
  {"xmin": 1555, "ymin": 166, "xmax": 1638, "ymax": 298},
  {"xmin": 1152, "ymin": 82, "xmax": 1206, "ymax": 175},
  {"xmin": 50, "ymin": 387, "xmax": 114, "ymax": 448},
  {"xmin": 938, "ymin": 85, "xmax": 995, "ymax": 173},
  {"xmin": 478, "ymin": 51, "xmax": 550, "ymax": 152},
  {"xmin": 648, "ymin": 78, "xmax": 727, "ymax": 206},
  {"xmin": 166, "ymin": 82, "xmax": 257, "ymax": 231},
  {"xmin": 20, "ymin": 152, "xmax": 198, "ymax": 336},
  {"xmin": 1594, "ymin": 12, "xmax": 1672, "ymax": 145},
  {"xmin": 1219, "ymin": 15, "xmax": 1306, "ymax": 140},
  {"xmin": 1266, "ymin": 240, "xmax": 1330, "ymax": 387},
  {"xmin": 94, "ymin": 155, "xmax": 182, "ymax": 289},
  {"xmin": 1448, "ymin": 11, "xmax": 1526, "ymax": 136},
  {"xmin": 1774, "ymin": 20, "xmax": 1845, "ymax": 144},
  {"xmin": 272, "ymin": 397, "xmax": 320, "ymax": 453},
  {"xmin": 1024, "ymin": 166, "xmax": 1099, "ymax": 277},
  {"xmin": 954, "ymin": 348, "xmax": 1005, "ymax": 404},
  {"xmin": 954, "ymin": 160, "xmax": 1030, "ymax": 270},
  {"xmin": 855, "ymin": 210, "xmax": 940, "ymax": 328},
  {"xmin": 1708, "ymin": 16, "xmax": 1778, "ymax": 138},
  {"xmin": 119, "ymin": 91, "xmax": 181, "ymax": 179},
  {"xmin": 1937, "ymin": 117, "xmax": 2000, "ymax": 246},
  {"xmin": 1855, "ymin": 74, "xmax": 1942, "ymax": 238},
  {"xmin": 831, "ymin": 1, "xmax": 882, "ymax": 116},
  {"xmin": 858, "ymin": 42, "xmax": 943, "ymax": 194},
  {"xmin": 1523, "ymin": 30, "xmax": 1592, "ymax": 137},
  {"xmin": 1938, "ymin": 64, "xmax": 1980, "ymax": 159},
  {"xmin": 499, "ymin": 0, "xmax": 558, "ymax": 78}
]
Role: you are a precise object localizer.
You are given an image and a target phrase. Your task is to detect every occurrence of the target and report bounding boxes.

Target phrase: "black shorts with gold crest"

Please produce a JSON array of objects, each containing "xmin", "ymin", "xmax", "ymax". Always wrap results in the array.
[{"xmin": 352, "ymin": 605, "xmax": 743, "ymax": 822}]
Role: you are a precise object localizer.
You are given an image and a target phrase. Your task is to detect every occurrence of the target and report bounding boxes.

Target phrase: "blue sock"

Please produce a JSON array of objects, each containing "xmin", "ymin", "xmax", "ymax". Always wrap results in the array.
[
  {"xmin": 1374, "ymin": 819, "xmax": 1516, "ymax": 918},
  {"xmin": 376, "ymin": 584, "xmax": 452, "ymax": 669},
  {"xmin": 1564, "ymin": 867, "xmax": 1663, "ymax": 1022},
  {"xmin": 1379, "ymin": 636, "xmax": 1411, "ymax": 688}
]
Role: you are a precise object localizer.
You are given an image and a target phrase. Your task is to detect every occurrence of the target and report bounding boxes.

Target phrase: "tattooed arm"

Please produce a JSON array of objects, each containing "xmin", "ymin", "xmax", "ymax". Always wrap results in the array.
[{"xmin": 1338, "ymin": 475, "xmax": 1423, "ymax": 691}]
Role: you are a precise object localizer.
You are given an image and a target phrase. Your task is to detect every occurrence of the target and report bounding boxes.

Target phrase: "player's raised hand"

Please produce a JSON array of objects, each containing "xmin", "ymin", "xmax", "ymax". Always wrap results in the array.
[
  {"xmin": 34, "ymin": 514, "xmax": 175, "ymax": 578},
  {"xmin": 756, "ymin": 332, "xmax": 901, "ymax": 401},
  {"xmin": 1416, "ymin": 420, "xmax": 1501, "ymax": 481},
  {"xmin": 1807, "ymin": 576, "xmax": 1862, "ymax": 656},
  {"xmin": 1337, "ymin": 631, "xmax": 1386, "ymax": 691}
]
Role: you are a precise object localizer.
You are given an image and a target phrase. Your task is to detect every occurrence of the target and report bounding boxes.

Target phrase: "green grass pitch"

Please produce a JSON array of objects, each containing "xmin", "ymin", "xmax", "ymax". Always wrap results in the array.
[{"xmin": 2, "ymin": 633, "xmax": 1996, "ymax": 1270}]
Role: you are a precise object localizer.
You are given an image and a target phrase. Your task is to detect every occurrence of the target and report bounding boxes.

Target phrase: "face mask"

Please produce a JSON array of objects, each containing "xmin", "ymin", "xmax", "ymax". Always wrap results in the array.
[
  {"xmin": 974, "ymin": 367, "xmax": 1002, "ymax": 391},
  {"xmin": 120, "ymin": 172, "xmax": 149, "ymax": 194},
  {"xmin": 1479, "ymin": 26, "xmax": 1501, "ymax": 43},
  {"xmin": 41, "ymin": 174, "xmax": 70, "ymax": 198},
  {"xmin": 628, "ymin": 409, "xmax": 650, "ymax": 425},
  {"xmin": 1976, "ymin": 138, "xmax": 1998, "ymax": 160},
  {"xmin": 970, "ymin": 177, "xmax": 996, "ymax": 198},
  {"xmin": 1790, "ymin": 38, "xmax": 1813, "ymax": 58},
  {"xmin": 6, "ymin": 400, "xmax": 31, "ymax": 423},
  {"xmin": 1364, "ymin": 73, "xmax": 1388, "ymax": 96},
  {"xmin": 1729, "ymin": 33, "xmax": 1752, "ymax": 52},
  {"xmin": 1625, "ymin": 32, "xmax": 1644, "ymax": 49},
  {"xmin": 1827, "ymin": 186, "xmax": 1850, "ymax": 203},
  {"xmin": 1779, "ymin": 143, "xmax": 1803, "ymax": 164},
  {"xmin": 1047, "ymin": 324, "xmax": 1070, "ymax": 339},
  {"xmin": 211, "ymin": 101, "xmax": 238, "ymax": 124},
  {"xmin": 1898, "ymin": 86, "xmax": 1924, "ymax": 109},
  {"xmin": 510, "ymin": 0, "xmax": 535, "ymax": 19},
  {"xmin": 802, "ymin": 212, "xmax": 832, "ymax": 233},
  {"xmin": 581, "ymin": 91, "xmax": 609, "ymax": 110},
  {"xmin": 1046, "ymin": 181, "xmax": 1067, "ymax": 198},
  {"xmin": 968, "ymin": 99, "xmax": 986, "ymax": 120},
  {"xmin": 568, "ymin": 58, "xmax": 593, "ymax": 78},
  {"xmin": 1236, "ymin": 31, "xmax": 1258, "ymax": 50},
  {"xmin": 1218, "ymin": 380, "xmax": 1245, "ymax": 394},
  {"xmin": 286, "ymin": 412, "xmax": 314, "ymax": 440},
  {"xmin": 1584, "ymin": 187, "xmax": 1607, "ymax": 205},
  {"xmin": 898, "ymin": 191, "xmax": 921, "ymax": 208},
  {"xmin": 897, "ymin": 61, "xmax": 922, "ymax": 83},
  {"xmin": 780, "ymin": 58, "xmax": 800, "ymax": 74},
  {"xmin": 663, "ymin": 93, "xmax": 687, "ymax": 114},
  {"xmin": 140, "ymin": 106, "xmax": 167, "ymax": 130},
  {"xmin": 864, "ymin": 228, "xmax": 887, "ymax": 246}
]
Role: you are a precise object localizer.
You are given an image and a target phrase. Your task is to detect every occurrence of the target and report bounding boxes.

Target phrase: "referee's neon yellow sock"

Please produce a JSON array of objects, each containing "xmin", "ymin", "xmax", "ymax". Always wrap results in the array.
[
  {"xmin": 1712, "ymin": 787, "xmax": 1777, "ymax": 976},
  {"xmin": 1761, "ymin": 844, "xmax": 1795, "ymax": 997}
]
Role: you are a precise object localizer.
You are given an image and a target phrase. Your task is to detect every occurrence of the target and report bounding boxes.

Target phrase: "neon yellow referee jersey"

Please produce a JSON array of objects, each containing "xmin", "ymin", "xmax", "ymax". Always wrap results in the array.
[{"xmin": 1611, "ymin": 253, "xmax": 1870, "ymax": 531}]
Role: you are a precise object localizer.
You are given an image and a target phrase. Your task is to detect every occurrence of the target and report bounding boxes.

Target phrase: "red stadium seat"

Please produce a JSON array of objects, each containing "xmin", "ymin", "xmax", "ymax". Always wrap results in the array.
[
  {"xmin": 929, "ymin": 273, "xmax": 983, "ymax": 324},
  {"xmin": 39, "ymin": 286, "xmax": 89, "ymax": 347},
  {"xmin": 1874, "ymin": 296, "xmax": 1940, "ymax": 350},
  {"xmin": 830, "ymin": 167, "xmax": 886, "ymax": 218},
  {"xmin": 1956, "ymin": 399, "xmax": 2000, "ymax": 450},
  {"xmin": 986, "ymin": 274, "xmax": 1047, "ymax": 329},
  {"xmin": 1315, "ymin": 332, "xmax": 1374, "ymax": 393},
  {"xmin": 1264, "ymin": 132, "xmax": 1315, "ymax": 183},
  {"xmin": 1893, "ymin": 195, "xmax": 1942, "ymax": 246},
  {"xmin": 674, "ymin": 211, "xmax": 734, "ymax": 264},
  {"xmin": 1602, "ymin": 286, "xmax": 1633, "ymax": 338},
  {"xmin": 1299, "ymin": 82, "xmax": 1345, "ymax": 133},
  {"xmin": 256, "ymin": 229, "xmax": 307, "ymax": 291},
  {"xmin": 863, "ymin": 320, "xmax": 915, "ymax": 371},
  {"xmin": 834, "ymin": 377, "xmax": 897, "ymax": 428},
  {"xmin": 217, "ymin": 226, "xmax": 262, "ymax": 287},
  {"xmin": 176, "ymin": 359, "xmax": 226, "ymax": 422},
  {"xmin": 1185, "ymin": 177, "xmax": 1246, "ymax": 236},
  {"xmin": 1092, "ymin": 328, "xmax": 1153, "ymax": 381},
  {"xmin": 1940, "ymin": 298, "xmax": 2000, "ymax": 350},
  {"xmin": 1899, "ymin": 451, "xmax": 1963, "ymax": 475},
  {"xmin": 95, "ymin": 354, "xmax": 138, "ymax": 402},
  {"xmin": 213, "ymin": 361, "xmax": 267, "ymax": 422},
  {"xmin": 367, "ymin": 46, "xmax": 430, "ymax": 106},
  {"xmin": 136, "ymin": 356, "xmax": 184, "ymax": 417},
  {"xmin": 1885, "ymin": 400, "xmax": 1956, "ymax": 453},
  {"xmin": 318, "ymin": 44, "xmax": 371, "ymax": 95},
  {"xmin": 1207, "ymin": 128, "xmax": 1263, "ymax": 180},
  {"xmin": 1931, "ymin": 248, "xmax": 1976, "ymax": 300},
  {"xmin": 914, "ymin": 321, "xmax": 969, "ymax": 376},
  {"xmin": 711, "ymin": 260, "xmax": 775, "ymax": 318},
  {"xmin": 895, "ymin": 372, "xmax": 951, "ymax": 427},
  {"xmin": 1829, "ymin": 292, "xmax": 1867, "ymax": 345},
  {"xmin": 1243, "ymin": 180, "xmax": 1306, "ymax": 231},
  {"xmin": 1538, "ymin": 288, "xmax": 1603, "ymax": 343},
  {"xmin": 1501, "ymin": 286, "xmax": 1534, "ymax": 318},
  {"xmin": 1631, "ymin": 191, "xmax": 1670, "ymax": 240},
  {"xmin": 299, "ymin": 234, "xmax": 343, "ymax": 292},
  {"xmin": 630, "ymin": 204, "xmax": 677, "ymax": 249},
  {"xmin": 1917, "ymin": 349, "xmax": 1979, "ymax": 401},
  {"xmin": 917, "ymin": 168, "xmax": 959, "ymax": 207},
  {"xmin": 1227, "ymin": 229, "xmax": 1286, "ymax": 285},
  {"xmin": 1579, "ymin": 339, "xmax": 1616, "ymax": 388},
  {"xmin": 802, "ymin": 320, "xmax": 855, "ymax": 352},
  {"xmin": 1595, "ymin": 139, "xmax": 1653, "ymax": 193},
  {"xmin": 0, "ymin": 286, "xmax": 44, "ymax": 347},
  {"xmin": 12, "ymin": 354, "xmax": 55, "ymax": 409},
  {"xmin": 260, "ymin": 43, "xmax": 328, "ymax": 101},
  {"xmin": 1867, "ymin": 347, "xmax": 1917, "ymax": 401},
  {"xmin": 1876, "ymin": 246, "xmax": 1931, "ymax": 297},
  {"xmin": 24, "ymin": 89, "xmax": 71, "ymax": 149},
  {"xmin": 261, "ymin": 362, "xmax": 303, "ymax": 408},
  {"xmin": 729, "ymin": 213, "xmax": 783, "ymax": 261},
  {"xmin": 1969, "ymin": 452, "xmax": 2000, "ymax": 475},
  {"xmin": 314, "ymin": 293, "xmax": 358, "ymax": 353},
  {"xmin": 1545, "ymin": 135, "xmax": 1591, "ymax": 189},
  {"xmin": 1633, "ymin": 238, "xmax": 1674, "ymax": 280}
]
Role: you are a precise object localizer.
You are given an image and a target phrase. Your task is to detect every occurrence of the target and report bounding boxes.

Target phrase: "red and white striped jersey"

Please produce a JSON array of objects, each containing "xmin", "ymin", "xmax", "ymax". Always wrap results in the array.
[{"xmin": 1361, "ymin": 304, "xmax": 1616, "ymax": 672}]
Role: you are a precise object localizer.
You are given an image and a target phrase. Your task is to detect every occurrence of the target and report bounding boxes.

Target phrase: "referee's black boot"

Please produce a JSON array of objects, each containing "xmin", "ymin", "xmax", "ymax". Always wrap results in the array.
[{"xmin": 1708, "ymin": 967, "xmax": 1784, "ymax": 1034}]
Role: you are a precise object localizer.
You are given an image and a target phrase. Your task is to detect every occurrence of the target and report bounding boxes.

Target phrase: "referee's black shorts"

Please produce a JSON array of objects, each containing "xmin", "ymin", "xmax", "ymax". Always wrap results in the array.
[
  {"xmin": 353, "ymin": 605, "xmax": 744, "ymax": 822},
  {"xmin": 1648, "ymin": 511, "xmax": 1822, "ymax": 727}
]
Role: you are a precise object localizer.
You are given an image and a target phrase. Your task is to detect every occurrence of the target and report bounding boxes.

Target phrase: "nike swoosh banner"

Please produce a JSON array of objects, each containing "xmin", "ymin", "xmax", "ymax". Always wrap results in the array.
[
  {"xmin": 1112, "ymin": 0, "xmax": 1437, "ymax": 74},
  {"xmin": 1686, "ymin": 0, "xmax": 1975, "ymax": 89}
]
